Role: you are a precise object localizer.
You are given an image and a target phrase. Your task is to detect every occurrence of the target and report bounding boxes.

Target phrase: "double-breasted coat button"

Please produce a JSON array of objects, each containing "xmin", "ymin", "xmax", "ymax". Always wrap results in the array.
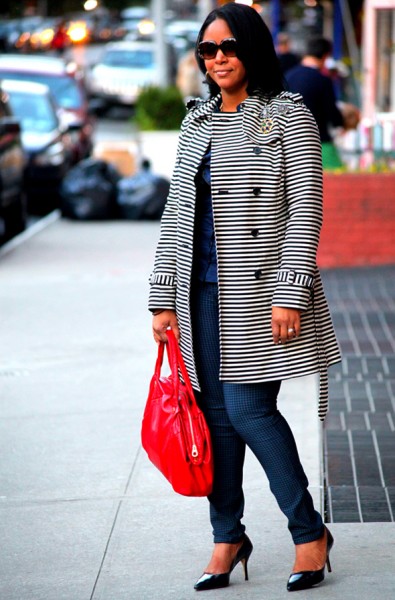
[
  {"xmin": 251, "ymin": 229, "xmax": 259, "ymax": 237},
  {"xmin": 253, "ymin": 147, "xmax": 262, "ymax": 155},
  {"xmin": 253, "ymin": 188, "xmax": 261, "ymax": 196},
  {"xmin": 254, "ymin": 269, "xmax": 263, "ymax": 279}
]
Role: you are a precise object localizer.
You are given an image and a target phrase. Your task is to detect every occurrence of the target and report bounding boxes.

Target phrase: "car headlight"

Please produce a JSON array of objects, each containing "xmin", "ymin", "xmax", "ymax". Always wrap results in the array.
[{"xmin": 33, "ymin": 142, "xmax": 66, "ymax": 166}]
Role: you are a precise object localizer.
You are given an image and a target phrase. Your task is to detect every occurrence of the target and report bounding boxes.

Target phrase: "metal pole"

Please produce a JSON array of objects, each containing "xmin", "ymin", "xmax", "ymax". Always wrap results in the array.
[
  {"xmin": 152, "ymin": 0, "xmax": 168, "ymax": 87},
  {"xmin": 339, "ymin": 0, "xmax": 362, "ymax": 106},
  {"xmin": 197, "ymin": 0, "xmax": 215, "ymax": 23},
  {"xmin": 271, "ymin": 0, "xmax": 281, "ymax": 42},
  {"xmin": 361, "ymin": 0, "xmax": 376, "ymax": 121}
]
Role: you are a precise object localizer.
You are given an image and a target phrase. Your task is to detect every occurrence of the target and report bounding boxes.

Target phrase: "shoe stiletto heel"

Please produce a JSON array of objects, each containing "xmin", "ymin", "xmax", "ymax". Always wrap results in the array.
[
  {"xmin": 326, "ymin": 553, "xmax": 332, "ymax": 573},
  {"xmin": 194, "ymin": 534, "xmax": 253, "ymax": 591},
  {"xmin": 241, "ymin": 556, "xmax": 249, "ymax": 581},
  {"xmin": 287, "ymin": 526, "xmax": 334, "ymax": 592}
]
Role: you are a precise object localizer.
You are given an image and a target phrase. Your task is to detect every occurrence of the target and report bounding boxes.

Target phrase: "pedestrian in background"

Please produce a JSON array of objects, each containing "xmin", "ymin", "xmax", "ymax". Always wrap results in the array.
[
  {"xmin": 176, "ymin": 48, "xmax": 203, "ymax": 101},
  {"xmin": 149, "ymin": 3, "xmax": 340, "ymax": 593},
  {"xmin": 276, "ymin": 32, "xmax": 300, "ymax": 73},
  {"xmin": 51, "ymin": 20, "xmax": 68, "ymax": 55},
  {"xmin": 285, "ymin": 37, "xmax": 345, "ymax": 170}
]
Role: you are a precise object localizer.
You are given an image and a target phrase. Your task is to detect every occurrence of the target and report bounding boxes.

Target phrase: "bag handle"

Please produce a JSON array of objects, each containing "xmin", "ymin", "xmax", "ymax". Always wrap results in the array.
[
  {"xmin": 154, "ymin": 330, "xmax": 195, "ymax": 400},
  {"xmin": 165, "ymin": 330, "xmax": 195, "ymax": 399}
]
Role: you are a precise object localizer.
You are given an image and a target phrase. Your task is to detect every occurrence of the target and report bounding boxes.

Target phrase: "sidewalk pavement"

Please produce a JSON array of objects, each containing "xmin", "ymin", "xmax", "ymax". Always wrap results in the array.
[
  {"xmin": 1, "ymin": 215, "xmax": 394, "ymax": 600},
  {"xmin": 1, "ymin": 128, "xmax": 394, "ymax": 599}
]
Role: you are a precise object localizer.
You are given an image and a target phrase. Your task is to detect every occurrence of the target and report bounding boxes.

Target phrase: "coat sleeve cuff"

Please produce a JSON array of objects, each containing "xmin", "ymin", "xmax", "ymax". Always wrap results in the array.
[
  {"xmin": 148, "ymin": 271, "xmax": 176, "ymax": 311},
  {"xmin": 149, "ymin": 272, "xmax": 176, "ymax": 286},
  {"xmin": 272, "ymin": 269, "xmax": 314, "ymax": 311}
]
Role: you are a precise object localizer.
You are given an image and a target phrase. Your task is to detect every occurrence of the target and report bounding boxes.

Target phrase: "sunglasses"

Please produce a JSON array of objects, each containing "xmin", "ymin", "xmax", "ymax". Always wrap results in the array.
[{"xmin": 198, "ymin": 37, "xmax": 238, "ymax": 60}]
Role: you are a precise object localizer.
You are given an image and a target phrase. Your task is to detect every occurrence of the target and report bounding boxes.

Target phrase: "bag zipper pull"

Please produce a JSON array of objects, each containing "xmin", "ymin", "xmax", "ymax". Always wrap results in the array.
[{"xmin": 186, "ymin": 406, "xmax": 199, "ymax": 459}]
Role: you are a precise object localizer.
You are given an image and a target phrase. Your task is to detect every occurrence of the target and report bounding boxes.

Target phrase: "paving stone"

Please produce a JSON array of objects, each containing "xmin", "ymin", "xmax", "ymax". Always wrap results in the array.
[
  {"xmin": 328, "ymin": 380, "xmax": 346, "ymax": 397},
  {"xmin": 387, "ymin": 487, "xmax": 395, "ymax": 516},
  {"xmin": 326, "ymin": 454, "xmax": 355, "ymax": 486},
  {"xmin": 368, "ymin": 413, "xmax": 392, "ymax": 431},
  {"xmin": 325, "ymin": 431, "xmax": 350, "ymax": 454},
  {"xmin": 349, "ymin": 385, "xmax": 371, "ymax": 411},
  {"xmin": 329, "ymin": 364, "xmax": 343, "ymax": 381},
  {"xmin": 370, "ymin": 381, "xmax": 393, "ymax": 403},
  {"xmin": 375, "ymin": 432, "xmax": 395, "ymax": 455},
  {"xmin": 381, "ymin": 458, "xmax": 395, "ymax": 486},
  {"xmin": 331, "ymin": 313, "xmax": 347, "ymax": 328},
  {"xmin": 354, "ymin": 455, "xmax": 382, "ymax": 486},
  {"xmin": 343, "ymin": 412, "xmax": 367, "ymax": 430},
  {"xmin": 386, "ymin": 356, "xmax": 395, "ymax": 374},
  {"xmin": 352, "ymin": 431, "xmax": 375, "ymax": 453},
  {"xmin": 325, "ymin": 412, "xmax": 343, "ymax": 431},
  {"xmin": 377, "ymin": 342, "xmax": 395, "ymax": 354},
  {"xmin": 322, "ymin": 266, "xmax": 395, "ymax": 523},
  {"xmin": 366, "ymin": 357, "xmax": 387, "ymax": 377},
  {"xmin": 329, "ymin": 396, "xmax": 348, "ymax": 412},
  {"xmin": 327, "ymin": 486, "xmax": 360, "ymax": 523},
  {"xmin": 359, "ymin": 487, "xmax": 392, "ymax": 522},
  {"xmin": 339, "ymin": 341, "xmax": 356, "ymax": 354}
]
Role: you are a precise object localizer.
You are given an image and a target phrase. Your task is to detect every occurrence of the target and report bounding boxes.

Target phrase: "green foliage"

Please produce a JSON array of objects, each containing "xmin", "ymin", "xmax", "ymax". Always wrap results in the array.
[{"xmin": 134, "ymin": 86, "xmax": 186, "ymax": 131}]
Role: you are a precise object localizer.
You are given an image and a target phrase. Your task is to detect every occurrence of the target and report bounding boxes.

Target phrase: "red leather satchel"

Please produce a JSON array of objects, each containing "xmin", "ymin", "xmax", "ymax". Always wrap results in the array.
[{"xmin": 141, "ymin": 329, "xmax": 214, "ymax": 496}]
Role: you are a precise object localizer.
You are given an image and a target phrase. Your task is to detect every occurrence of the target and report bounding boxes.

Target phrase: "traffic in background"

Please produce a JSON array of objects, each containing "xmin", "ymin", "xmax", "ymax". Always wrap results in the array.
[{"xmin": 0, "ymin": 3, "xmax": 202, "ymax": 245}]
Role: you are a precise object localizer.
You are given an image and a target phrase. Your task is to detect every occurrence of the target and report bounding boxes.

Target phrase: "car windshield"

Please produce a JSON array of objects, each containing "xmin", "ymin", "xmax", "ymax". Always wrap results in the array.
[
  {"xmin": 102, "ymin": 49, "xmax": 154, "ymax": 68},
  {"xmin": 7, "ymin": 91, "xmax": 58, "ymax": 133},
  {"xmin": 0, "ymin": 71, "xmax": 83, "ymax": 109}
]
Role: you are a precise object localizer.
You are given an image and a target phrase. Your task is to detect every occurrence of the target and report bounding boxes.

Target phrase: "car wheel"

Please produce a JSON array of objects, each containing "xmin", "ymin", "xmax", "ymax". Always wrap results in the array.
[{"xmin": 3, "ymin": 192, "xmax": 27, "ymax": 240}]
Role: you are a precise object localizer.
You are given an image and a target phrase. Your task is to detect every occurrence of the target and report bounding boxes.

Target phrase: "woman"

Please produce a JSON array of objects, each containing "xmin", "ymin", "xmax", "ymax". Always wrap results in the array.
[{"xmin": 149, "ymin": 3, "xmax": 341, "ymax": 593}]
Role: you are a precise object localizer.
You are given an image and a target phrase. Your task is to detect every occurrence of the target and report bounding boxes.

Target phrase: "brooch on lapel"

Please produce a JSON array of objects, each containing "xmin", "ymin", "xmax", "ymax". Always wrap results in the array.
[
  {"xmin": 260, "ymin": 118, "xmax": 274, "ymax": 134},
  {"xmin": 260, "ymin": 106, "xmax": 274, "ymax": 134}
]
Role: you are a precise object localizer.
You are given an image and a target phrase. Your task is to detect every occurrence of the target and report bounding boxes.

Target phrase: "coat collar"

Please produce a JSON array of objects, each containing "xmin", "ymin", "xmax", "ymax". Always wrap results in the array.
[{"xmin": 186, "ymin": 91, "xmax": 304, "ymax": 122}]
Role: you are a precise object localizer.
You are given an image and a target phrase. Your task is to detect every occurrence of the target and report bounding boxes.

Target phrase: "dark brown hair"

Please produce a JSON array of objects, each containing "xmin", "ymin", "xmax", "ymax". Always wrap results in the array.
[{"xmin": 195, "ymin": 3, "xmax": 284, "ymax": 97}]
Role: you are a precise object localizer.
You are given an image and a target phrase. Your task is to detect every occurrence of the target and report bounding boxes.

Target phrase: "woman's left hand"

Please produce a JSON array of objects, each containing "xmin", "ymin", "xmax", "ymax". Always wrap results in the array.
[{"xmin": 271, "ymin": 306, "xmax": 301, "ymax": 345}]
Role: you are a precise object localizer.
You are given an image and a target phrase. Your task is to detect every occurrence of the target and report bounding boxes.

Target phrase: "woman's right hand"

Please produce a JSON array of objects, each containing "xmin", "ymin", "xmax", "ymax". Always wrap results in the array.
[{"xmin": 152, "ymin": 310, "xmax": 180, "ymax": 343}]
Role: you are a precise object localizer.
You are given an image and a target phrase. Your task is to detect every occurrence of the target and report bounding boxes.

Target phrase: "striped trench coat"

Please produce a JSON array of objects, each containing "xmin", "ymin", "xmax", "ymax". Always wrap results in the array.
[{"xmin": 149, "ymin": 92, "xmax": 341, "ymax": 420}]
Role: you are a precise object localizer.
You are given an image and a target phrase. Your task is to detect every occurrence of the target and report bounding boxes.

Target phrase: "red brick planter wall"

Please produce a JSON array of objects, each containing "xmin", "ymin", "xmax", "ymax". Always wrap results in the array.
[{"xmin": 317, "ymin": 173, "xmax": 395, "ymax": 268}]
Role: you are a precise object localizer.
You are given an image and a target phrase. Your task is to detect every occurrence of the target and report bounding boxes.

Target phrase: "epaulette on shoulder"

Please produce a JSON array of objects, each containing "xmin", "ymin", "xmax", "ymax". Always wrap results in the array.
[
  {"xmin": 276, "ymin": 91, "xmax": 304, "ymax": 105},
  {"xmin": 186, "ymin": 97, "xmax": 205, "ymax": 111}
]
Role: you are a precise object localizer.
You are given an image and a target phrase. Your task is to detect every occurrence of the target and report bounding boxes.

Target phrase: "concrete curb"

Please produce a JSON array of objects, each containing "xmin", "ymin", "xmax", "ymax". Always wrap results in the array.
[{"xmin": 0, "ymin": 210, "xmax": 60, "ymax": 258}]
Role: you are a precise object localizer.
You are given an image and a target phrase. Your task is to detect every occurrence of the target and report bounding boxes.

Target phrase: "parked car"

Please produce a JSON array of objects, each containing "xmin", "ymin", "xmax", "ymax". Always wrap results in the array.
[
  {"xmin": 165, "ymin": 19, "xmax": 200, "ymax": 59},
  {"xmin": 87, "ymin": 40, "xmax": 160, "ymax": 109},
  {"xmin": 120, "ymin": 6, "xmax": 150, "ymax": 35},
  {"xmin": 2, "ymin": 79, "xmax": 73, "ymax": 214},
  {"xmin": 16, "ymin": 16, "xmax": 45, "ymax": 50},
  {"xmin": 0, "ymin": 54, "xmax": 94, "ymax": 164},
  {"xmin": 0, "ymin": 84, "xmax": 26, "ymax": 242},
  {"xmin": 0, "ymin": 20, "xmax": 17, "ymax": 52},
  {"xmin": 91, "ymin": 16, "xmax": 126, "ymax": 43}
]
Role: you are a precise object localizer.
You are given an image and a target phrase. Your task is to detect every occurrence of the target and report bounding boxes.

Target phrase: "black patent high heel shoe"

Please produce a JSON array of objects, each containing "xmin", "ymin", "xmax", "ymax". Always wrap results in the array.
[
  {"xmin": 194, "ymin": 534, "xmax": 253, "ymax": 591},
  {"xmin": 287, "ymin": 526, "xmax": 334, "ymax": 592}
]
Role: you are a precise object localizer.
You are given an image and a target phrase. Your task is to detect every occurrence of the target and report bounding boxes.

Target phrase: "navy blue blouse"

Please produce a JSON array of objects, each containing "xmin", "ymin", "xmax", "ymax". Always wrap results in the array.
[
  {"xmin": 193, "ymin": 146, "xmax": 218, "ymax": 282},
  {"xmin": 192, "ymin": 103, "xmax": 245, "ymax": 282}
]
